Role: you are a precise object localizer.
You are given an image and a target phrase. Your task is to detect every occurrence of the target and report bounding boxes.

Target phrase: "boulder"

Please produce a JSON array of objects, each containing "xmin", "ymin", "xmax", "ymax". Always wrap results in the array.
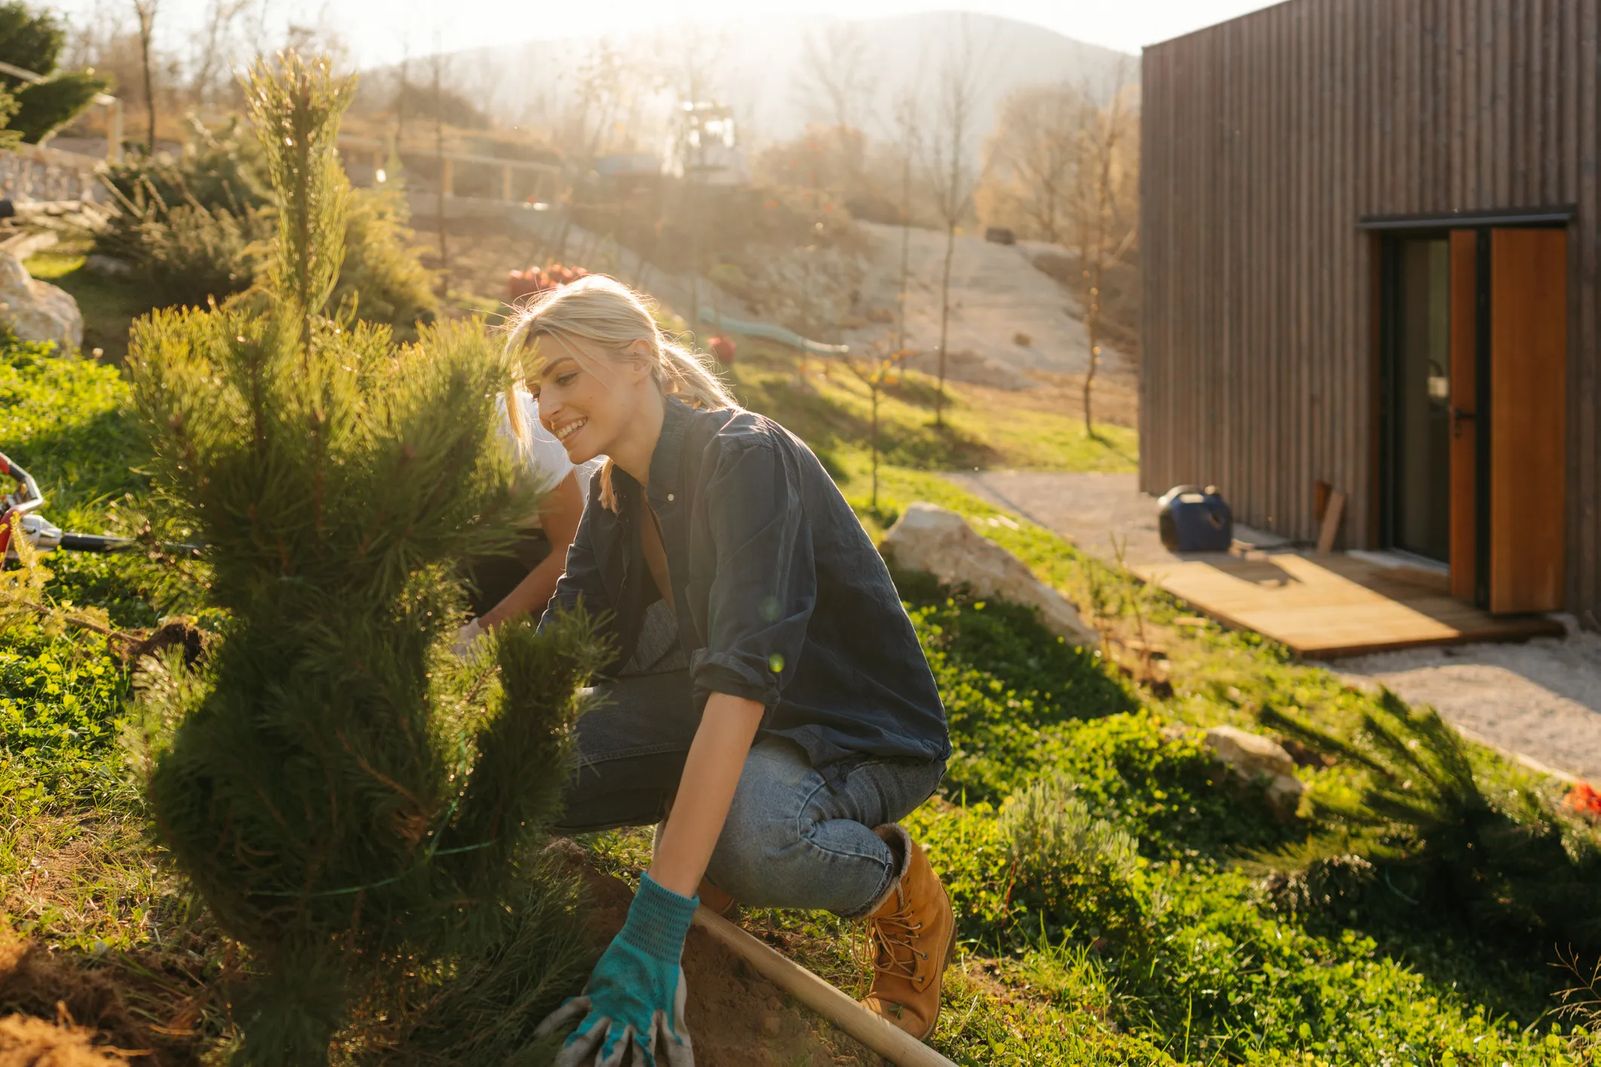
[
  {"xmin": 0, "ymin": 252, "xmax": 82, "ymax": 351},
  {"xmin": 881, "ymin": 503, "xmax": 1098, "ymax": 646},
  {"xmin": 1205, "ymin": 725, "xmax": 1305, "ymax": 818}
]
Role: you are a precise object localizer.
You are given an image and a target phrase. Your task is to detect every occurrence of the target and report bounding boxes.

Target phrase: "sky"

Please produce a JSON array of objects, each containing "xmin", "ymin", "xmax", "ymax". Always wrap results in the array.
[{"xmin": 55, "ymin": 0, "xmax": 1285, "ymax": 67}]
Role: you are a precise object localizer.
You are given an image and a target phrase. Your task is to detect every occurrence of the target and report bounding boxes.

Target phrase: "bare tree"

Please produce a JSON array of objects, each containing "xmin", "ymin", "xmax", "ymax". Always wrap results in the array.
[
  {"xmin": 919, "ymin": 16, "xmax": 989, "ymax": 429},
  {"xmin": 794, "ymin": 20, "xmax": 870, "ymax": 190},
  {"xmin": 570, "ymin": 39, "xmax": 631, "ymax": 163},
  {"xmin": 189, "ymin": 0, "xmax": 252, "ymax": 108},
  {"xmin": 794, "ymin": 21, "xmax": 869, "ymax": 131},
  {"xmin": 889, "ymin": 87, "xmax": 920, "ymax": 355},
  {"xmin": 393, "ymin": 29, "xmax": 412, "ymax": 145},
  {"xmin": 132, "ymin": 0, "xmax": 158, "ymax": 150},
  {"xmin": 977, "ymin": 84, "xmax": 1093, "ymax": 243},
  {"xmin": 845, "ymin": 340, "xmax": 914, "ymax": 513},
  {"xmin": 428, "ymin": 41, "xmax": 451, "ymax": 296},
  {"xmin": 1072, "ymin": 71, "xmax": 1138, "ymax": 438}
]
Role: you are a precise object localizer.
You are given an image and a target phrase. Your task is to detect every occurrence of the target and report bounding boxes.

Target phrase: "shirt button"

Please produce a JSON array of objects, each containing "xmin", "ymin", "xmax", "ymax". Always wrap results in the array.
[{"xmin": 666, "ymin": 493, "xmax": 675, "ymax": 502}]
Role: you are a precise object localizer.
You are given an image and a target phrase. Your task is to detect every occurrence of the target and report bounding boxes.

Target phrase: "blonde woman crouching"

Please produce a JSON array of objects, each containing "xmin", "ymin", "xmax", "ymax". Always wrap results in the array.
[{"xmin": 519, "ymin": 275, "xmax": 953, "ymax": 1065}]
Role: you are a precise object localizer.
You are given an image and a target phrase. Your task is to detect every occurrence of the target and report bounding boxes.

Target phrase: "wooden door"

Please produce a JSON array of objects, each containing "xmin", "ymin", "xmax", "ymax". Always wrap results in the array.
[
  {"xmin": 1447, "ymin": 231, "xmax": 1478, "ymax": 601},
  {"xmin": 1488, "ymin": 228, "xmax": 1567, "ymax": 614}
]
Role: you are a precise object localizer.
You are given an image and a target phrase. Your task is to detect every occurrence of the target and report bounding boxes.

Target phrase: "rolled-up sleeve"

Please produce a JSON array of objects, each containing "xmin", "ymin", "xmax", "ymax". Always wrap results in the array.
[{"xmin": 691, "ymin": 440, "xmax": 816, "ymax": 711}]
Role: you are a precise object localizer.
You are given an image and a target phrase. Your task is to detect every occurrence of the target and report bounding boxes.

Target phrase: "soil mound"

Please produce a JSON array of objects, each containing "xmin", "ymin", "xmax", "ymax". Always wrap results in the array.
[{"xmin": 555, "ymin": 841, "xmax": 883, "ymax": 1066}]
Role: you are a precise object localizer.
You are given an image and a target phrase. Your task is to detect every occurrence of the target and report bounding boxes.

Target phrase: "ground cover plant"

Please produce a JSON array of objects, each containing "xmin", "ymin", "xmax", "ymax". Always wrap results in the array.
[{"xmin": 5, "ymin": 231, "xmax": 1599, "ymax": 1062}]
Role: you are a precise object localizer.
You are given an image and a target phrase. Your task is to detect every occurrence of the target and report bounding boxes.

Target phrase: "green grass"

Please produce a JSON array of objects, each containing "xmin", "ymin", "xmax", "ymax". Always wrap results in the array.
[{"xmin": 730, "ymin": 342, "xmax": 1139, "ymax": 477}]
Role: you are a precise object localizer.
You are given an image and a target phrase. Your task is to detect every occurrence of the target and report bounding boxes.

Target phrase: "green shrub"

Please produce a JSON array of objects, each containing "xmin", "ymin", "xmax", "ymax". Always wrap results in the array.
[
  {"xmin": 1050, "ymin": 711, "xmax": 1295, "ymax": 860},
  {"xmin": 9, "ymin": 70, "xmax": 104, "ymax": 142},
  {"xmin": 329, "ymin": 187, "xmax": 437, "ymax": 334},
  {"xmin": 0, "ymin": 2, "xmax": 107, "ymax": 142},
  {"xmin": 1266, "ymin": 692, "xmax": 1601, "ymax": 953},
  {"xmin": 915, "ymin": 797, "xmax": 1584, "ymax": 1061},
  {"xmin": 125, "ymin": 56, "xmax": 598, "ymax": 1064},
  {"xmin": 997, "ymin": 777, "xmax": 1150, "ymax": 948},
  {"xmin": 136, "ymin": 203, "xmax": 259, "ymax": 307},
  {"xmin": 96, "ymin": 119, "xmax": 436, "ymax": 330},
  {"xmin": 100, "ymin": 119, "xmax": 270, "ymax": 220},
  {"xmin": 0, "ymin": 625, "xmax": 130, "ymax": 801}
]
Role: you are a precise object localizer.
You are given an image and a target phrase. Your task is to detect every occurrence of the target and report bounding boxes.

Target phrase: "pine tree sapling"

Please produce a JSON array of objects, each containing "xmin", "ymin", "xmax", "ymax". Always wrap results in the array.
[
  {"xmin": 0, "ymin": 1, "xmax": 108, "ymax": 143},
  {"xmin": 1262, "ymin": 693, "xmax": 1601, "ymax": 952},
  {"xmin": 127, "ymin": 55, "xmax": 604, "ymax": 1065}
]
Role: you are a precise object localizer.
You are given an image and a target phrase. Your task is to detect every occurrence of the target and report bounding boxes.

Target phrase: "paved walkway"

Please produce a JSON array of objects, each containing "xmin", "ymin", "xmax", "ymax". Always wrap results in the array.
[{"xmin": 950, "ymin": 470, "xmax": 1601, "ymax": 784}]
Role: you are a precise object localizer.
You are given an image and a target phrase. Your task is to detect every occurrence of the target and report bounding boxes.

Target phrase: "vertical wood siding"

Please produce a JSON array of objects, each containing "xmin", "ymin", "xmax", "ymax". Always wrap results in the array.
[{"xmin": 1140, "ymin": 0, "xmax": 1601, "ymax": 622}]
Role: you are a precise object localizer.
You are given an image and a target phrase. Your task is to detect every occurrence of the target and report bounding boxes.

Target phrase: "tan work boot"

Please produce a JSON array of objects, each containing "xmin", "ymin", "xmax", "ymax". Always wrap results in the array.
[
  {"xmin": 859, "ymin": 824, "xmax": 956, "ymax": 1042},
  {"xmin": 653, "ymin": 811, "xmax": 739, "ymax": 918}
]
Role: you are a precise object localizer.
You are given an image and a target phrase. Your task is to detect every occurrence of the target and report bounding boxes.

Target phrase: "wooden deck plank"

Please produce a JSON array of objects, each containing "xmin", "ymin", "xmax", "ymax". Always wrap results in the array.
[{"xmin": 1129, "ymin": 551, "xmax": 1564, "ymax": 658}]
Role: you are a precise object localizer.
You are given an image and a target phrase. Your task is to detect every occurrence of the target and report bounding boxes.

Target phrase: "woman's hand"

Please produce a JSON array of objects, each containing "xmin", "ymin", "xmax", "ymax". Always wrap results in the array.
[
  {"xmin": 535, "ymin": 872, "xmax": 698, "ymax": 1066},
  {"xmin": 451, "ymin": 618, "xmax": 485, "ymax": 658}
]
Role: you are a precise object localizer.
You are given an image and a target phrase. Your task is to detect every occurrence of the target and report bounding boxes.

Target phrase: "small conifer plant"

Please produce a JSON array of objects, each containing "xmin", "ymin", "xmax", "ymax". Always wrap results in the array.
[{"xmin": 126, "ymin": 55, "xmax": 602, "ymax": 1065}]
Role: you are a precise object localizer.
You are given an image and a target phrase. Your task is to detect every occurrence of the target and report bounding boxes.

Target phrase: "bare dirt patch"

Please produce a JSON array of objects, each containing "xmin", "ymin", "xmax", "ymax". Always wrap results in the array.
[
  {"xmin": 844, "ymin": 221, "xmax": 1134, "ymax": 387},
  {"xmin": 0, "ymin": 1011, "xmax": 131, "ymax": 1066},
  {"xmin": 0, "ymin": 920, "xmax": 207, "ymax": 1065}
]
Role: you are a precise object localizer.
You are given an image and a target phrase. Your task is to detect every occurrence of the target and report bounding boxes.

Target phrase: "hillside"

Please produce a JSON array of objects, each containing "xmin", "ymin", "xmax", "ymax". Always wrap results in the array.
[{"xmin": 359, "ymin": 11, "xmax": 1138, "ymax": 153}]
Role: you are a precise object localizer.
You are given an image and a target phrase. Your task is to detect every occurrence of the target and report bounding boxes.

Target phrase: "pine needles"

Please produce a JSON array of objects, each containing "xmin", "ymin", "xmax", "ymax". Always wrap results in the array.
[
  {"xmin": 1261, "ymin": 691, "xmax": 1601, "ymax": 954},
  {"xmin": 124, "ymin": 54, "xmax": 604, "ymax": 1065}
]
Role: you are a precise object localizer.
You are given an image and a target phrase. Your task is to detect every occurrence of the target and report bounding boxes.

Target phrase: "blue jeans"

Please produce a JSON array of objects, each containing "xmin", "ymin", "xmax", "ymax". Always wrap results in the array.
[{"xmin": 552, "ymin": 665, "xmax": 947, "ymax": 919}]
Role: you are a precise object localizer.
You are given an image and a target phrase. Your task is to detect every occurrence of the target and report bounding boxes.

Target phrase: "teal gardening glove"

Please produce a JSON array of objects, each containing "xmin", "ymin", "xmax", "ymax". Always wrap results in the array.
[{"xmin": 535, "ymin": 872, "xmax": 698, "ymax": 1066}]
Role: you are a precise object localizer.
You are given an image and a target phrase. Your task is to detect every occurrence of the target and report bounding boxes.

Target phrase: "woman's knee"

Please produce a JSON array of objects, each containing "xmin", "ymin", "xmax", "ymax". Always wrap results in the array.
[
  {"xmin": 703, "ymin": 804, "xmax": 813, "ymax": 905},
  {"xmin": 700, "ymin": 743, "xmax": 818, "ymax": 903}
]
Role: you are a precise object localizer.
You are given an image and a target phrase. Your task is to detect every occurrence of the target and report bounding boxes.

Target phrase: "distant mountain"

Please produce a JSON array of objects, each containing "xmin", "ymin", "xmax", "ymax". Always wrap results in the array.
[{"xmin": 361, "ymin": 10, "xmax": 1137, "ymax": 157}]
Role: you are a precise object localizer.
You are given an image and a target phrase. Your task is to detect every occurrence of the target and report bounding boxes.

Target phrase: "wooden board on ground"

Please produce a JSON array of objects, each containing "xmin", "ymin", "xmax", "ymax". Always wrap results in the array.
[
  {"xmin": 1129, "ymin": 551, "xmax": 1564, "ymax": 659},
  {"xmin": 1316, "ymin": 490, "xmax": 1346, "ymax": 554}
]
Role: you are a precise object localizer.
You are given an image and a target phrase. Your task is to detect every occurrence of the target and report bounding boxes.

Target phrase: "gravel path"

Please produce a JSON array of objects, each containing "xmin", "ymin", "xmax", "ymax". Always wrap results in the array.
[
  {"xmin": 953, "ymin": 469, "xmax": 1601, "ymax": 785},
  {"xmin": 1329, "ymin": 636, "xmax": 1601, "ymax": 783}
]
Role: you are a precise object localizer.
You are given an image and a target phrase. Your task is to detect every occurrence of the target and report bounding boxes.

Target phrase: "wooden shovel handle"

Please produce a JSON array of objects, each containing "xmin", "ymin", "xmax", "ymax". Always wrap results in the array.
[{"xmin": 690, "ymin": 907, "xmax": 959, "ymax": 1067}]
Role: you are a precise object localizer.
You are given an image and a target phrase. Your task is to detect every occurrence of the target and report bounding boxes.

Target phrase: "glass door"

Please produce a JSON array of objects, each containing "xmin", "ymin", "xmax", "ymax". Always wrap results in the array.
[{"xmin": 1382, "ymin": 236, "xmax": 1453, "ymax": 564}]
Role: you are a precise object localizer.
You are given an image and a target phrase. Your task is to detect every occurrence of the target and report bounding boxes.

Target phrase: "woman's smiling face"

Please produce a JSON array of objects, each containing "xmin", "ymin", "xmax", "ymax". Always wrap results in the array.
[{"xmin": 531, "ymin": 337, "xmax": 650, "ymax": 463}]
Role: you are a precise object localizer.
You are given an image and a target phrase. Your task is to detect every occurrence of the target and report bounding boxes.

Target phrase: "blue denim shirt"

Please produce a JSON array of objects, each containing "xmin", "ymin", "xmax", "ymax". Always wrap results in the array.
[{"xmin": 542, "ymin": 398, "xmax": 950, "ymax": 773}]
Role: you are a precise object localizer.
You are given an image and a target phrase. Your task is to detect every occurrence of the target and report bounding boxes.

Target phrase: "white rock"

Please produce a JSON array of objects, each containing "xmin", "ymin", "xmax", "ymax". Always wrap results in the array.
[
  {"xmin": 0, "ymin": 251, "xmax": 82, "ymax": 351},
  {"xmin": 84, "ymin": 253, "xmax": 133, "ymax": 277},
  {"xmin": 1205, "ymin": 725, "xmax": 1305, "ymax": 817},
  {"xmin": 881, "ymin": 502, "xmax": 1098, "ymax": 646}
]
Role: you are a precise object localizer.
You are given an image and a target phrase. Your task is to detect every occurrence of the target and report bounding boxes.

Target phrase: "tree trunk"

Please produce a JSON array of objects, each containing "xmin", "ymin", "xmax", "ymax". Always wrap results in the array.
[
  {"xmin": 432, "ymin": 66, "xmax": 451, "ymax": 296},
  {"xmin": 137, "ymin": 11, "xmax": 157, "ymax": 151},
  {"xmin": 1082, "ymin": 258, "xmax": 1101, "ymax": 439},
  {"xmin": 935, "ymin": 220, "xmax": 956, "ymax": 428},
  {"xmin": 896, "ymin": 151, "xmax": 912, "ymax": 354},
  {"xmin": 869, "ymin": 386, "xmax": 880, "ymax": 510}
]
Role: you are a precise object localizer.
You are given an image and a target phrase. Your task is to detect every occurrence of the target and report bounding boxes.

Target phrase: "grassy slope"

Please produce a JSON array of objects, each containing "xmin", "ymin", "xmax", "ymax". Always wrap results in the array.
[{"xmin": 1, "ymin": 319, "xmax": 1595, "ymax": 1063}]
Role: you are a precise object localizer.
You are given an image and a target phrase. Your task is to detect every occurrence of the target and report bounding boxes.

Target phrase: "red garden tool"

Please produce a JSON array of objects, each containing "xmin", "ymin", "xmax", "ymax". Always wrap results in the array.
[{"xmin": 1, "ymin": 449, "xmax": 198, "ymax": 562}]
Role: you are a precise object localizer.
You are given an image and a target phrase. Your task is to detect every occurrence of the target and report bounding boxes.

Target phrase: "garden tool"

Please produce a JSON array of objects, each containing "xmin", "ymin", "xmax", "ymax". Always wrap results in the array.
[{"xmin": 1, "ymin": 449, "xmax": 199, "ymax": 562}]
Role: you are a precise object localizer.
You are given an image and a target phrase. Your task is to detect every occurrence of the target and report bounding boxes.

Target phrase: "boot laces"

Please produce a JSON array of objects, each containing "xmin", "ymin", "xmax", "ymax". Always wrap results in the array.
[{"xmin": 867, "ymin": 899, "xmax": 926, "ymax": 980}]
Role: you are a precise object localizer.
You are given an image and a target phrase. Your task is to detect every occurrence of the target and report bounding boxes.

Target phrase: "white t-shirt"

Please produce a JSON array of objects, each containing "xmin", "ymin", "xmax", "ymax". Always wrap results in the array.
[
  {"xmin": 497, "ymin": 388, "xmax": 574, "ymax": 500},
  {"xmin": 495, "ymin": 391, "xmax": 606, "ymax": 524}
]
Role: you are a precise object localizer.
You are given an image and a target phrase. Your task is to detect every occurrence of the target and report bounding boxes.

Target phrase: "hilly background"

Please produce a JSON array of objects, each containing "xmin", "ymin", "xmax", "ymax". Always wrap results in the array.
[{"xmin": 366, "ymin": 10, "xmax": 1138, "ymax": 154}]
